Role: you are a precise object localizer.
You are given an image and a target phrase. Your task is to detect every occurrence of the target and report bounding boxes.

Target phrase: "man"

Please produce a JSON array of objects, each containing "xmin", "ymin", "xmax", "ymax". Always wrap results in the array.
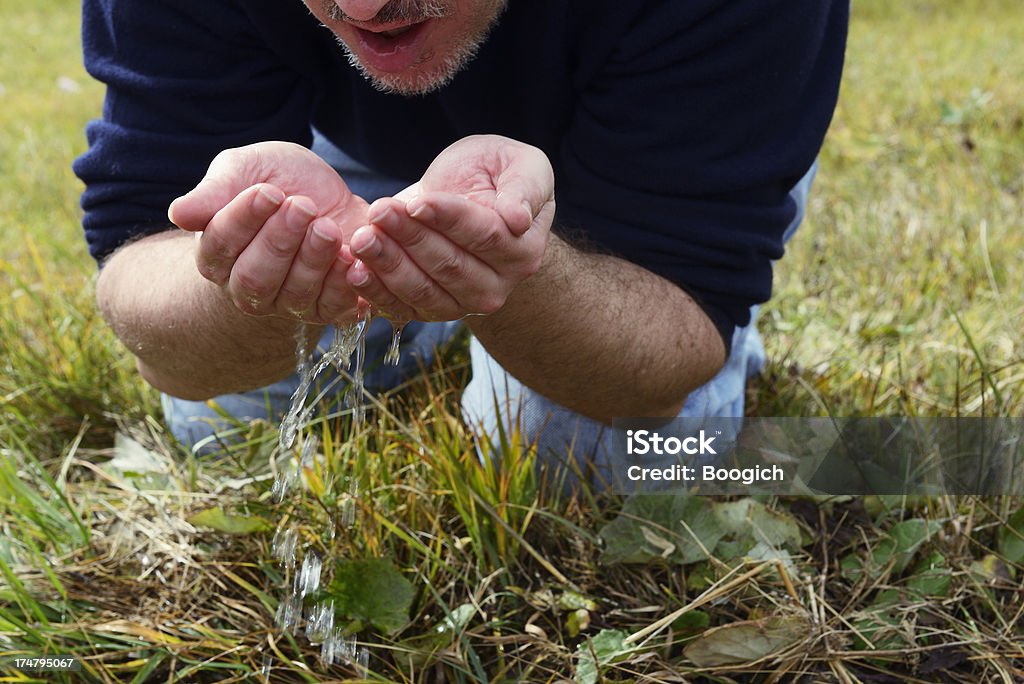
[{"xmin": 75, "ymin": 0, "xmax": 848, "ymax": 481}]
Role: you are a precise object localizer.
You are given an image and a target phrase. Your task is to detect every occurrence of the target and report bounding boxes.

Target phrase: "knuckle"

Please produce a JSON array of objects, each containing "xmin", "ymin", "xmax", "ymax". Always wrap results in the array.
[
  {"xmin": 199, "ymin": 232, "xmax": 236, "ymax": 265},
  {"xmin": 277, "ymin": 286, "xmax": 316, "ymax": 312},
  {"xmin": 401, "ymin": 223, "xmax": 430, "ymax": 248},
  {"xmin": 232, "ymin": 270, "xmax": 276, "ymax": 302},
  {"xmin": 432, "ymin": 253, "xmax": 465, "ymax": 284},
  {"xmin": 261, "ymin": 232, "xmax": 299, "ymax": 261},
  {"xmin": 375, "ymin": 247, "xmax": 404, "ymax": 275},
  {"xmin": 404, "ymin": 279, "xmax": 438, "ymax": 307},
  {"xmin": 470, "ymin": 227, "xmax": 504, "ymax": 253}
]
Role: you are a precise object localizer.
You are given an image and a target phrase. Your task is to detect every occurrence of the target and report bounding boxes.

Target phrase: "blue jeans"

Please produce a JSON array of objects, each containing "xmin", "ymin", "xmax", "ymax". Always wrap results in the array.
[{"xmin": 164, "ymin": 133, "xmax": 815, "ymax": 481}]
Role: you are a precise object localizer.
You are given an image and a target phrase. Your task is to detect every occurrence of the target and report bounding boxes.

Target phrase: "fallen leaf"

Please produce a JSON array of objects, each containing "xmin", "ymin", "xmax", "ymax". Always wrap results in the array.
[
  {"xmin": 684, "ymin": 616, "xmax": 808, "ymax": 667},
  {"xmin": 188, "ymin": 507, "xmax": 272, "ymax": 534}
]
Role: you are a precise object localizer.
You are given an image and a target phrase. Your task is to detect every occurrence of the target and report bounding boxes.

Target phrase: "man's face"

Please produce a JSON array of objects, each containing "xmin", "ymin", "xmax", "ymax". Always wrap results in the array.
[{"xmin": 306, "ymin": 0, "xmax": 507, "ymax": 96}]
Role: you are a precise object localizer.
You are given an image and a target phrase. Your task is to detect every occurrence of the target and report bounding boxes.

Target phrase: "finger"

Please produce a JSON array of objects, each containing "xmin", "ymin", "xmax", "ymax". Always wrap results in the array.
[
  {"xmin": 405, "ymin": 192, "xmax": 547, "ymax": 284},
  {"xmin": 348, "ymin": 224, "xmax": 461, "ymax": 320},
  {"xmin": 194, "ymin": 183, "xmax": 285, "ymax": 285},
  {"xmin": 408, "ymin": 193, "xmax": 543, "ymax": 285},
  {"xmin": 367, "ymin": 200, "xmax": 506, "ymax": 312},
  {"xmin": 169, "ymin": 146, "xmax": 265, "ymax": 231},
  {"xmin": 346, "ymin": 258, "xmax": 418, "ymax": 322},
  {"xmin": 228, "ymin": 195, "xmax": 317, "ymax": 315},
  {"xmin": 404, "ymin": 193, "xmax": 506, "ymax": 252},
  {"xmin": 316, "ymin": 255, "xmax": 360, "ymax": 324},
  {"xmin": 275, "ymin": 216, "xmax": 343, "ymax": 318}
]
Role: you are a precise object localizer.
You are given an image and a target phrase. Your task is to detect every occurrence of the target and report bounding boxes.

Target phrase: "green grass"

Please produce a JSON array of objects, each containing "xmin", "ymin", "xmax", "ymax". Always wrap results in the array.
[{"xmin": 2, "ymin": 0, "xmax": 1023, "ymax": 682}]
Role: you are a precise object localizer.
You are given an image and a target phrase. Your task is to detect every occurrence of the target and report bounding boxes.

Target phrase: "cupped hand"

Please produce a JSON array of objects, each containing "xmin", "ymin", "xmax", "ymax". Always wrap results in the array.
[
  {"xmin": 345, "ymin": 135, "xmax": 556, "ymax": 321},
  {"xmin": 168, "ymin": 141, "xmax": 370, "ymax": 324}
]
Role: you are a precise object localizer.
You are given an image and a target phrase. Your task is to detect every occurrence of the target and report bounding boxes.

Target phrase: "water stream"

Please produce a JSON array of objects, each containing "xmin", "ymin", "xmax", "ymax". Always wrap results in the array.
[{"xmin": 266, "ymin": 313, "xmax": 401, "ymax": 674}]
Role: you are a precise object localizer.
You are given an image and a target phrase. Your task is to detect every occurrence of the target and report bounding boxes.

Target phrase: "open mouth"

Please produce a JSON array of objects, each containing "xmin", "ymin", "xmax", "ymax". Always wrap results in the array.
[{"xmin": 353, "ymin": 20, "xmax": 430, "ymax": 62}]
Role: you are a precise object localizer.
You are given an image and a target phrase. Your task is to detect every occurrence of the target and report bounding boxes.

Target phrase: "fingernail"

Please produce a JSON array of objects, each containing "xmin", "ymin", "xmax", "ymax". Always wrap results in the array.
[
  {"xmin": 408, "ymin": 200, "xmax": 434, "ymax": 223},
  {"xmin": 290, "ymin": 196, "xmax": 317, "ymax": 220},
  {"xmin": 368, "ymin": 204, "xmax": 392, "ymax": 225},
  {"xmin": 352, "ymin": 227, "xmax": 378, "ymax": 256},
  {"xmin": 350, "ymin": 263, "xmax": 370, "ymax": 287},
  {"xmin": 167, "ymin": 199, "xmax": 179, "ymax": 224},
  {"xmin": 355, "ymin": 236, "xmax": 378, "ymax": 257},
  {"xmin": 258, "ymin": 185, "xmax": 284, "ymax": 207},
  {"xmin": 310, "ymin": 219, "xmax": 337, "ymax": 247}
]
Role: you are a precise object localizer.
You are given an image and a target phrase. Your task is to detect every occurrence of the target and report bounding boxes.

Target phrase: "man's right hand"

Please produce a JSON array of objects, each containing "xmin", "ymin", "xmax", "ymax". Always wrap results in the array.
[{"xmin": 168, "ymin": 141, "xmax": 371, "ymax": 324}]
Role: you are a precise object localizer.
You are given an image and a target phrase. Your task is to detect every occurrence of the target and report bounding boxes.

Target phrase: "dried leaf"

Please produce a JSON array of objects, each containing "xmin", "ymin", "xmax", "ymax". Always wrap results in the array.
[{"xmin": 683, "ymin": 616, "xmax": 808, "ymax": 667}]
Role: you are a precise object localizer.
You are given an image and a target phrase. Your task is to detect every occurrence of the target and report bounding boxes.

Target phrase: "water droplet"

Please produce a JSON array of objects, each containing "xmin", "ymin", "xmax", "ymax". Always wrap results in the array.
[
  {"xmin": 356, "ymin": 646, "xmax": 369, "ymax": 671},
  {"xmin": 344, "ymin": 311, "xmax": 372, "ymax": 427},
  {"xmin": 297, "ymin": 552, "xmax": 322, "ymax": 598},
  {"xmin": 384, "ymin": 320, "xmax": 406, "ymax": 366},
  {"xmin": 340, "ymin": 475, "xmax": 359, "ymax": 528},
  {"xmin": 275, "ymin": 593, "xmax": 302, "ymax": 631},
  {"xmin": 260, "ymin": 653, "xmax": 272, "ymax": 680},
  {"xmin": 271, "ymin": 527, "xmax": 298, "ymax": 569},
  {"xmin": 306, "ymin": 600, "xmax": 335, "ymax": 643}
]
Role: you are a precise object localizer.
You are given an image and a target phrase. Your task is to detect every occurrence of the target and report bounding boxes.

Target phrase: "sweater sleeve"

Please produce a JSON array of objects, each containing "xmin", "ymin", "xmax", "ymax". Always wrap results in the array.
[
  {"xmin": 73, "ymin": 0, "xmax": 321, "ymax": 263},
  {"xmin": 555, "ymin": 0, "xmax": 847, "ymax": 344}
]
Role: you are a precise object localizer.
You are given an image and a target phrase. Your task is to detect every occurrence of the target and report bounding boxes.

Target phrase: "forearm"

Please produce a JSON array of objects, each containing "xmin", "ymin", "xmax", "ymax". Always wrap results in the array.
[
  {"xmin": 466, "ymin": 233, "xmax": 727, "ymax": 424},
  {"xmin": 96, "ymin": 230, "xmax": 322, "ymax": 399}
]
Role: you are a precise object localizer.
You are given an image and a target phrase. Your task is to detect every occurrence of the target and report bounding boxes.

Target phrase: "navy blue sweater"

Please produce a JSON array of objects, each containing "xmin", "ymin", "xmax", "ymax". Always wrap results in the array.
[{"xmin": 74, "ymin": 0, "xmax": 848, "ymax": 342}]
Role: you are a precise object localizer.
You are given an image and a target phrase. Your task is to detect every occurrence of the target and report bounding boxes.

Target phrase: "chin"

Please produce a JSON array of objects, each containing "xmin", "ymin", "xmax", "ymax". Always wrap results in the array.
[{"xmin": 340, "ymin": 41, "xmax": 480, "ymax": 96}]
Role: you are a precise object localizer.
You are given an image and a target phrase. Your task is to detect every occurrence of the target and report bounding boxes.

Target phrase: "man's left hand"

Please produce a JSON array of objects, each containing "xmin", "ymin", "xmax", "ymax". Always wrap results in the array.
[{"xmin": 345, "ymin": 135, "xmax": 556, "ymax": 321}]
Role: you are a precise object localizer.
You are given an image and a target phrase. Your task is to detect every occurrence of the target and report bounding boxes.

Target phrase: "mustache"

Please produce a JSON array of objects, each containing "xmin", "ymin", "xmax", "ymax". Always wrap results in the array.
[{"xmin": 323, "ymin": 0, "xmax": 451, "ymax": 24}]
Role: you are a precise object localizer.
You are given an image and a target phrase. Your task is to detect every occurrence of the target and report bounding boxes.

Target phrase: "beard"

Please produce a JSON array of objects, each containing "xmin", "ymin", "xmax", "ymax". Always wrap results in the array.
[{"xmin": 321, "ymin": 0, "xmax": 507, "ymax": 96}]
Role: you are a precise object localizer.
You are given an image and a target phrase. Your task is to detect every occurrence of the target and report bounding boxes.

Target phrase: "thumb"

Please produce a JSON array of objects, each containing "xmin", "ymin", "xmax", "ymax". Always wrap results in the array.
[
  {"xmin": 167, "ymin": 148, "xmax": 261, "ymax": 231},
  {"xmin": 492, "ymin": 143, "xmax": 555, "ymax": 237}
]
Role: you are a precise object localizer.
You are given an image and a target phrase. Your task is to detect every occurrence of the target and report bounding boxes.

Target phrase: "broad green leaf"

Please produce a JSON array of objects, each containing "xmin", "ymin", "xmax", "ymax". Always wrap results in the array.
[
  {"xmin": 888, "ymin": 518, "xmax": 940, "ymax": 574},
  {"xmin": 997, "ymin": 505, "xmax": 1024, "ymax": 564},
  {"xmin": 326, "ymin": 558, "xmax": 414, "ymax": 635},
  {"xmin": 684, "ymin": 616, "xmax": 808, "ymax": 667},
  {"xmin": 851, "ymin": 614, "xmax": 901, "ymax": 651},
  {"xmin": 841, "ymin": 518, "xmax": 940, "ymax": 583},
  {"xmin": 838, "ymin": 551, "xmax": 865, "ymax": 583},
  {"xmin": 906, "ymin": 552, "xmax": 951, "ymax": 598},
  {"xmin": 713, "ymin": 499, "xmax": 803, "ymax": 551},
  {"xmin": 575, "ymin": 629, "xmax": 634, "ymax": 684},
  {"xmin": 671, "ymin": 610, "xmax": 711, "ymax": 635},
  {"xmin": 188, "ymin": 507, "xmax": 272, "ymax": 534},
  {"xmin": 599, "ymin": 494, "xmax": 725, "ymax": 565}
]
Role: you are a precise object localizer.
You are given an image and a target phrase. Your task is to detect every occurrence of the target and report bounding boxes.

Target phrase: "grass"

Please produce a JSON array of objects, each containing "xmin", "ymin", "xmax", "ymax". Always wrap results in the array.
[{"xmin": 1, "ymin": 0, "xmax": 1023, "ymax": 682}]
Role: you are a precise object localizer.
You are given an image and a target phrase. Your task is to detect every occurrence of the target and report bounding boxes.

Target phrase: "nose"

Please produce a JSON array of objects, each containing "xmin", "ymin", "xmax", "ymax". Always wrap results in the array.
[{"xmin": 332, "ymin": 0, "xmax": 391, "ymax": 21}]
